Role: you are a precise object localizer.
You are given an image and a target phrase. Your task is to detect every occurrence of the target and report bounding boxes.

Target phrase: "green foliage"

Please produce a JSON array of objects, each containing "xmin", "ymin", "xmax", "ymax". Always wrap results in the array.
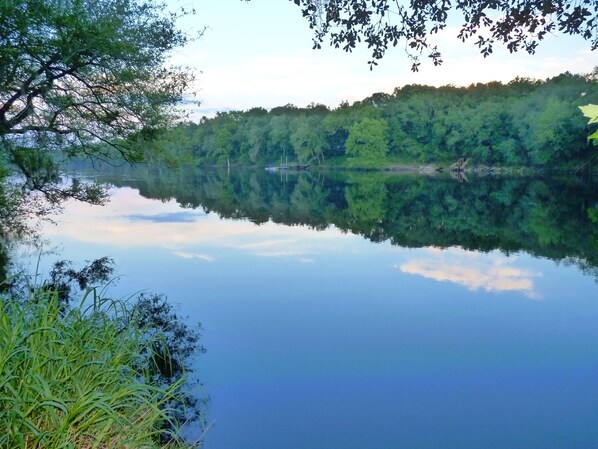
[
  {"xmin": 345, "ymin": 118, "xmax": 389, "ymax": 167},
  {"xmin": 0, "ymin": 290, "xmax": 198, "ymax": 448},
  {"xmin": 3, "ymin": 257, "xmax": 206, "ymax": 445},
  {"xmin": 269, "ymin": 114, "xmax": 293, "ymax": 162},
  {"xmin": 524, "ymin": 97, "xmax": 579, "ymax": 165},
  {"xmin": 290, "ymin": 116, "xmax": 327, "ymax": 164},
  {"xmin": 0, "ymin": 0, "xmax": 193, "ymax": 161},
  {"xmin": 165, "ymin": 73, "xmax": 598, "ymax": 171},
  {"xmin": 143, "ymin": 122, "xmax": 197, "ymax": 167},
  {"xmin": 213, "ymin": 128, "xmax": 234, "ymax": 164},
  {"xmin": 579, "ymin": 104, "xmax": 598, "ymax": 140}
]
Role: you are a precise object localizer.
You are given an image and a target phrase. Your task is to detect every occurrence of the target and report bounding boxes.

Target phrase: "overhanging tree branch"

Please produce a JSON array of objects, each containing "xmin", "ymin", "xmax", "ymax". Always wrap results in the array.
[
  {"xmin": 0, "ymin": 0, "xmax": 195, "ymax": 211},
  {"xmin": 1, "ymin": 0, "xmax": 194, "ymax": 159},
  {"xmin": 285, "ymin": 0, "xmax": 598, "ymax": 70}
]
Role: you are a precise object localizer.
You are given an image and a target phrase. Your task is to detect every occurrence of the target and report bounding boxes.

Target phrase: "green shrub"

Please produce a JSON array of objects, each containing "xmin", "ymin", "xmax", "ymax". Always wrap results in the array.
[{"xmin": 0, "ymin": 289, "xmax": 196, "ymax": 448}]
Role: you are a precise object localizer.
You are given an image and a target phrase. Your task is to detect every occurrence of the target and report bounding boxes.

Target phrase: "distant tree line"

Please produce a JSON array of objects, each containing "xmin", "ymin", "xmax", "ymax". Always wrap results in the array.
[{"xmin": 153, "ymin": 72, "xmax": 598, "ymax": 170}]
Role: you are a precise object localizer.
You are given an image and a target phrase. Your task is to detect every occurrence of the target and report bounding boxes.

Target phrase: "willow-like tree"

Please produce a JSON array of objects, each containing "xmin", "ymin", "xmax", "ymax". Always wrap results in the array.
[
  {"xmin": 0, "ymin": 0, "xmax": 193, "ymax": 163},
  {"xmin": 288, "ymin": 0, "xmax": 598, "ymax": 70},
  {"xmin": 0, "ymin": 0, "xmax": 194, "ymax": 212}
]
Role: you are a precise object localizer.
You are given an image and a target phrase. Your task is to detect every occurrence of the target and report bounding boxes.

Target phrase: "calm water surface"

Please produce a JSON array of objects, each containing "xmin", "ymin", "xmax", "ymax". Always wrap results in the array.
[{"xmin": 30, "ymin": 168, "xmax": 598, "ymax": 449}]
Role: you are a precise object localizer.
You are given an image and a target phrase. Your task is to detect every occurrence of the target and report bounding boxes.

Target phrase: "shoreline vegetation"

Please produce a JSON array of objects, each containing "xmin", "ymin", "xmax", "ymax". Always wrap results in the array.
[
  {"xmin": 1, "ymin": 261, "xmax": 204, "ymax": 449},
  {"xmin": 195, "ymin": 161, "xmax": 542, "ymax": 175}
]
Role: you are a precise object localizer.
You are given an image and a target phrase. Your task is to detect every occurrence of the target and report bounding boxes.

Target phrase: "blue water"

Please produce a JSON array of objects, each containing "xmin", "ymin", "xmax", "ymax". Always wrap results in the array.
[{"xmin": 29, "ymin": 182, "xmax": 598, "ymax": 449}]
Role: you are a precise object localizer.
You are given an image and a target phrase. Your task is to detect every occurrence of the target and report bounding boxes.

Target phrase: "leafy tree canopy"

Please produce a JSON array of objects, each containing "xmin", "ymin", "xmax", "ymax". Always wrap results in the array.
[
  {"xmin": 0, "ymin": 0, "xmax": 193, "ymax": 163},
  {"xmin": 160, "ymin": 73, "xmax": 598, "ymax": 170},
  {"xmin": 0, "ymin": 0, "xmax": 194, "ymax": 226},
  {"xmin": 286, "ymin": 0, "xmax": 598, "ymax": 70}
]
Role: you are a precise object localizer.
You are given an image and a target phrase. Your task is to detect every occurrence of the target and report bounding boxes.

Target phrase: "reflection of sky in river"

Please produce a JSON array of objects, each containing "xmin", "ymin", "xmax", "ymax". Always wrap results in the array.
[
  {"xmin": 41, "ymin": 187, "xmax": 548, "ymax": 300},
  {"xmin": 32, "ymin": 184, "xmax": 598, "ymax": 449},
  {"xmin": 41, "ymin": 186, "xmax": 354, "ymax": 263},
  {"xmin": 398, "ymin": 247, "xmax": 542, "ymax": 299}
]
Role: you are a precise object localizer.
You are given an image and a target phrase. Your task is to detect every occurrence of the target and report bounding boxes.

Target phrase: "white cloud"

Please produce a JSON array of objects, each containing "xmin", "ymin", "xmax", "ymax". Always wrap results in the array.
[
  {"xmin": 195, "ymin": 53, "xmax": 359, "ymax": 110},
  {"xmin": 173, "ymin": 251, "xmax": 214, "ymax": 262},
  {"xmin": 186, "ymin": 9, "xmax": 594, "ymax": 114}
]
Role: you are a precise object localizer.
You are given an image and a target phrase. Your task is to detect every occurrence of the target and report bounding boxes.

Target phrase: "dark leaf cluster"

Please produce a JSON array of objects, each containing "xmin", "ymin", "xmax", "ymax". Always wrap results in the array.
[
  {"xmin": 287, "ymin": 0, "xmax": 598, "ymax": 70},
  {"xmin": 42, "ymin": 256, "xmax": 115, "ymax": 304},
  {"xmin": 132, "ymin": 292, "xmax": 206, "ymax": 443}
]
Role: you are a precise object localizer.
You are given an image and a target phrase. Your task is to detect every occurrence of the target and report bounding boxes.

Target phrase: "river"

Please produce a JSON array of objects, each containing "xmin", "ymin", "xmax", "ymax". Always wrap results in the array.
[{"xmin": 24, "ymin": 166, "xmax": 598, "ymax": 449}]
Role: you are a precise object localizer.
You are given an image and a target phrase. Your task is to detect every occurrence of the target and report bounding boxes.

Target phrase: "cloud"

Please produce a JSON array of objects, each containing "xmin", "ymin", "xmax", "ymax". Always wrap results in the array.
[
  {"xmin": 173, "ymin": 251, "xmax": 214, "ymax": 262},
  {"xmin": 397, "ymin": 247, "xmax": 542, "ymax": 299},
  {"xmin": 195, "ymin": 53, "xmax": 355, "ymax": 110},
  {"xmin": 167, "ymin": 50, "xmax": 209, "ymax": 67},
  {"xmin": 190, "ymin": 17, "xmax": 594, "ymax": 114}
]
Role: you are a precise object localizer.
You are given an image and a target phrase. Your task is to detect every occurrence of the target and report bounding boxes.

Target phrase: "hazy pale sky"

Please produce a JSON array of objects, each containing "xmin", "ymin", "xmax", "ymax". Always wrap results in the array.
[{"xmin": 167, "ymin": 0, "xmax": 595, "ymax": 116}]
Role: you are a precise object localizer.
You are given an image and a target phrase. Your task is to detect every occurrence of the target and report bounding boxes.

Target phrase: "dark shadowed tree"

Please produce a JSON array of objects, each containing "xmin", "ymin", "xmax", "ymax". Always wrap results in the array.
[{"xmin": 285, "ymin": 0, "xmax": 597, "ymax": 70}]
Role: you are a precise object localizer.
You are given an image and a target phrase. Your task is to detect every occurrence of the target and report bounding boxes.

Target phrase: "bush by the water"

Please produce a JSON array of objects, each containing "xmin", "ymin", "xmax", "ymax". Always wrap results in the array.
[{"xmin": 0, "ymin": 286, "xmax": 201, "ymax": 449}]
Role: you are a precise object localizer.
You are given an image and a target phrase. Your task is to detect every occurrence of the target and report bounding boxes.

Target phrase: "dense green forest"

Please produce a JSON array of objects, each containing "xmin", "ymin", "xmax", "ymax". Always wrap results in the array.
[
  {"xmin": 151, "ymin": 72, "xmax": 598, "ymax": 171},
  {"xmin": 73, "ymin": 164, "xmax": 598, "ymax": 279}
]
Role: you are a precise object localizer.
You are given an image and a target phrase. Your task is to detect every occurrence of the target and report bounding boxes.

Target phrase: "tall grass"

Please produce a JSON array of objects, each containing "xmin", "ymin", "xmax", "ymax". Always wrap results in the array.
[{"xmin": 0, "ymin": 288, "xmax": 197, "ymax": 449}]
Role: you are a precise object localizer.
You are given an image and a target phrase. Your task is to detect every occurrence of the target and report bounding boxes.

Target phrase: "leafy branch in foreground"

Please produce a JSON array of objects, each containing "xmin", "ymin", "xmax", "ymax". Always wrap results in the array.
[
  {"xmin": 0, "ymin": 0, "xmax": 194, "ymax": 162},
  {"xmin": 285, "ymin": 0, "xmax": 598, "ymax": 70},
  {"xmin": 579, "ymin": 104, "xmax": 598, "ymax": 141},
  {"xmin": 0, "ymin": 0, "xmax": 196, "ymax": 215}
]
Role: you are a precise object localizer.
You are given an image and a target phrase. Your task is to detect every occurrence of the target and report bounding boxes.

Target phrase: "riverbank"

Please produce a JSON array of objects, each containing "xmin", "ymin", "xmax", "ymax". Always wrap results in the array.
[
  {"xmin": 195, "ymin": 160, "xmax": 577, "ymax": 177},
  {"xmin": 0, "ymin": 286, "xmax": 201, "ymax": 449}
]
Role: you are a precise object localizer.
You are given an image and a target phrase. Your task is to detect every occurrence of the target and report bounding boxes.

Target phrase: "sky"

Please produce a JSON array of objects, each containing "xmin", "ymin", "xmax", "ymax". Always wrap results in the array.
[{"xmin": 166, "ymin": 0, "xmax": 596, "ymax": 117}]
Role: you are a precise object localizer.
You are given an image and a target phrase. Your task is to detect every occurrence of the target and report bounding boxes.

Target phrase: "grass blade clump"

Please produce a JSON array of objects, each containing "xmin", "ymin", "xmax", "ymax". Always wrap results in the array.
[{"xmin": 0, "ymin": 288, "xmax": 196, "ymax": 448}]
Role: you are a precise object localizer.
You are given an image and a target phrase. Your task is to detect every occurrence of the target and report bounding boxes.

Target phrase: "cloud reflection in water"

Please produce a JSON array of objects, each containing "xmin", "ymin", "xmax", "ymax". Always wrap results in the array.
[
  {"xmin": 42, "ymin": 187, "xmax": 544, "ymax": 298},
  {"xmin": 397, "ymin": 247, "xmax": 542, "ymax": 299},
  {"xmin": 42, "ymin": 186, "xmax": 351, "ymax": 264}
]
